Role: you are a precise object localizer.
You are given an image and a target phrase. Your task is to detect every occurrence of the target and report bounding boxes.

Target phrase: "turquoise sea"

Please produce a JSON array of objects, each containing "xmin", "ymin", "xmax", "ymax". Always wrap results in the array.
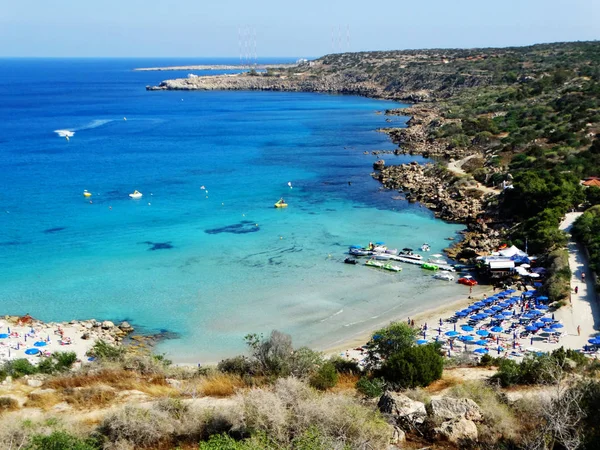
[{"xmin": 0, "ymin": 58, "xmax": 467, "ymax": 362}]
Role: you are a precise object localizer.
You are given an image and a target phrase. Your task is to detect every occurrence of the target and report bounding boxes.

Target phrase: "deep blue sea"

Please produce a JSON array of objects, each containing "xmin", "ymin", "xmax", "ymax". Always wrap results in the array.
[{"xmin": 0, "ymin": 58, "xmax": 466, "ymax": 362}]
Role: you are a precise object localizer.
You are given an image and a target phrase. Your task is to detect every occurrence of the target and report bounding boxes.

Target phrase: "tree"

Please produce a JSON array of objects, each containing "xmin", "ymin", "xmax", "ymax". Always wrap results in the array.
[
  {"xmin": 244, "ymin": 330, "xmax": 293, "ymax": 377},
  {"xmin": 365, "ymin": 322, "xmax": 417, "ymax": 368}
]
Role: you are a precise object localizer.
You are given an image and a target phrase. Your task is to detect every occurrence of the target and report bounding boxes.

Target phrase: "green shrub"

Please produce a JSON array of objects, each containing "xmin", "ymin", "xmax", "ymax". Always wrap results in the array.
[
  {"xmin": 218, "ymin": 356, "xmax": 255, "ymax": 376},
  {"xmin": 329, "ymin": 356, "xmax": 361, "ymax": 375},
  {"xmin": 87, "ymin": 340, "xmax": 125, "ymax": 361},
  {"xmin": 377, "ymin": 344, "xmax": 443, "ymax": 388},
  {"xmin": 25, "ymin": 431, "xmax": 99, "ymax": 450},
  {"xmin": 309, "ymin": 362, "xmax": 338, "ymax": 391},
  {"xmin": 5, "ymin": 359, "xmax": 38, "ymax": 378},
  {"xmin": 355, "ymin": 377, "xmax": 385, "ymax": 398}
]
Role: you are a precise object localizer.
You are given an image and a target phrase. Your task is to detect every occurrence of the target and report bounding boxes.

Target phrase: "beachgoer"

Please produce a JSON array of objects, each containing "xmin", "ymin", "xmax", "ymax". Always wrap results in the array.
[
  {"xmin": 575, "ymin": 286, "xmax": 579, "ymax": 294},
  {"xmin": 411, "ymin": 319, "xmax": 415, "ymax": 327},
  {"xmin": 582, "ymin": 272, "xmax": 586, "ymax": 282},
  {"xmin": 407, "ymin": 317, "xmax": 411, "ymax": 325},
  {"xmin": 469, "ymin": 286, "xmax": 473, "ymax": 294},
  {"xmin": 578, "ymin": 325, "xmax": 581, "ymax": 336}
]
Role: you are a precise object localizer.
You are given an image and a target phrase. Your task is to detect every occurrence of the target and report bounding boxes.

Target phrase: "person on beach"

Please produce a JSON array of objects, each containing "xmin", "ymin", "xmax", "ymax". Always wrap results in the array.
[
  {"xmin": 578, "ymin": 325, "xmax": 581, "ymax": 336},
  {"xmin": 582, "ymin": 272, "xmax": 586, "ymax": 282},
  {"xmin": 575, "ymin": 286, "xmax": 579, "ymax": 294}
]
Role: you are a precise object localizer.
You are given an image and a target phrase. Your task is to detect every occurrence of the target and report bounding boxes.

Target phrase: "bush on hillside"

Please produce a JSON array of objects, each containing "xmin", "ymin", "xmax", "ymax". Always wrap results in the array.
[
  {"xmin": 25, "ymin": 431, "xmax": 99, "ymax": 450},
  {"xmin": 328, "ymin": 356, "xmax": 361, "ymax": 375},
  {"xmin": 309, "ymin": 362, "xmax": 338, "ymax": 391},
  {"xmin": 377, "ymin": 344, "xmax": 443, "ymax": 389},
  {"xmin": 355, "ymin": 377, "xmax": 385, "ymax": 398}
]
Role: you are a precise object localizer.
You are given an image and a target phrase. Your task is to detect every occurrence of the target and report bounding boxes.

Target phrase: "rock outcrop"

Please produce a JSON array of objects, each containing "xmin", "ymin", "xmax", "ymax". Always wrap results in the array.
[
  {"xmin": 434, "ymin": 417, "xmax": 479, "ymax": 443},
  {"xmin": 427, "ymin": 397, "xmax": 483, "ymax": 422},
  {"xmin": 378, "ymin": 391, "xmax": 427, "ymax": 424}
]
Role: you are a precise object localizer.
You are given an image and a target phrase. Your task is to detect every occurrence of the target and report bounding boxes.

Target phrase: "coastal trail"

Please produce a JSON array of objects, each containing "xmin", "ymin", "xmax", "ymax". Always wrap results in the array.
[
  {"xmin": 555, "ymin": 212, "xmax": 600, "ymax": 348},
  {"xmin": 446, "ymin": 154, "xmax": 500, "ymax": 196}
]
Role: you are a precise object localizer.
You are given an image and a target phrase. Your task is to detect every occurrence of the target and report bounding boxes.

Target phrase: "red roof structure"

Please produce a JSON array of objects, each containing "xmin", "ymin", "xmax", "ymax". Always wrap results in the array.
[{"xmin": 583, "ymin": 179, "xmax": 600, "ymax": 187}]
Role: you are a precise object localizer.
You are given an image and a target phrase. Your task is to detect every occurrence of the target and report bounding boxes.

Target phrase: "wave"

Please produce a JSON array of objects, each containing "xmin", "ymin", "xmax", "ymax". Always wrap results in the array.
[
  {"xmin": 54, "ymin": 119, "xmax": 115, "ymax": 138},
  {"xmin": 320, "ymin": 309, "xmax": 344, "ymax": 322},
  {"xmin": 54, "ymin": 129, "xmax": 75, "ymax": 138}
]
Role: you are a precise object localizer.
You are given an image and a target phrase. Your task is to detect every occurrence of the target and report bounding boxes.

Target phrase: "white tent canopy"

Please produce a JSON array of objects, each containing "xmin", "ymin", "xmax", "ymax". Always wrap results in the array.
[{"xmin": 498, "ymin": 245, "xmax": 528, "ymax": 258}]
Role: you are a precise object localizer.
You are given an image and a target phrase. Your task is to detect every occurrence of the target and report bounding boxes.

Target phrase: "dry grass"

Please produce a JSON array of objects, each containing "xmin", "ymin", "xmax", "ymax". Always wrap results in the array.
[
  {"xmin": 184, "ymin": 373, "xmax": 245, "ymax": 398},
  {"xmin": 25, "ymin": 390, "xmax": 62, "ymax": 409},
  {"xmin": 0, "ymin": 396, "xmax": 19, "ymax": 413},
  {"xmin": 64, "ymin": 387, "xmax": 118, "ymax": 409},
  {"xmin": 330, "ymin": 373, "xmax": 360, "ymax": 393},
  {"xmin": 425, "ymin": 375, "xmax": 461, "ymax": 393}
]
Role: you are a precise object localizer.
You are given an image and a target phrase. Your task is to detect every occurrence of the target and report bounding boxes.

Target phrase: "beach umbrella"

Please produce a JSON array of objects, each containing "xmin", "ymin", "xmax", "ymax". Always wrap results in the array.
[
  {"xmin": 474, "ymin": 348, "xmax": 489, "ymax": 354},
  {"xmin": 491, "ymin": 306, "xmax": 502, "ymax": 311},
  {"xmin": 475, "ymin": 340, "xmax": 488, "ymax": 346},
  {"xmin": 530, "ymin": 310, "xmax": 543, "ymax": 316},
  {"xmin": 476, "ymin": 330, "xmax": 490, "ymax": 337},
  {"xmin": 526, "ymin": 325, "xmax": 538, "ymax": 332},
  {"xmin": 455, "ymin": 311, "xmax": 467, "ymax": 317},
  {"xmin": 524, "ymin": 291, "xmax": 534, "ymax": 297},
  {"xmin": 541, "ymin": 317, "xmax": 553, "ymax": 323},
  {"xmin": 534, "ymin": 282, "xmax": 543, "ymax": 287},
  {"xmin": 550, "ymin": 323, "xmax": 564, "ymax": 329},
  {"xmin": 502, "ymin": 311, "xmax": 513, "ymax": 316},
  {"xmin": 0, "ymin": 334, "xmax": 8, "ymax": 339},
  {"xmin": 484, "ymin": 309, "xmax": 495, "ymax": 314},
  {"xmin": 536, "ymin": 296, "xmax": 549, "ymax": 301},
  {"xmin": 445, "ymin": 331, "xmax": 460, "ymax": 337},
  {"xmin": 534, "ymin": 322, "xmax": 546, "ymax": 328},
  {"xmin": 483, "ymin": 298, "xmax": 494, "ymax": 304},
  {"xmin": 33, "ymin": 341, "xmax": 47, "ymax": 347},
  {"xmin": 460, "ymin": 335, "xmax": 475, "ymax": 342},
  {"xmin": 499, "ymin": 302, "xmax": 510, "ymax": 308},
  {"xmin": 537, "ymin": 305, "xmax": 549, "ymax": 310},
  {"xmin": 522, "ymin": 313, "xmax": 536, "ymax": 319},
  {"xmin": 588, "ymin": 338, "xmax": 600, "ymax": 344},
  {"xmin": 461, "ymin": 325, "xmax": 474, "ymax": 332},
  {"xmin": 24, "ymin": 348, "xmax": 39, "ymax": 355},
  {"xmin": 474, "ymin": 302, "xmax": 486, "ymax": 308},
  {"xmin": 479, "ymin": 312, "xmax": 491, "ymax": 318},
  {"xmin": 416, "ymin": 339, "xmax": 428, "ymax": 345},
  {"xmin": 493, "ymin": 314, "xmax": 505, "ymax": 320},
  {"xmin": 490, "ymin": 326, "xmax": 504, "ymax": 333},
  {"xmin": 543, "ymin": 328, "xmax": 555, "ymax": 333},
  {"xmin": 497, "ymin": 346, "xmax": 504, "ymax": 355},
  {"xmin": 506, "ymin": 289, "xmax": 516, "ymax": 293}
]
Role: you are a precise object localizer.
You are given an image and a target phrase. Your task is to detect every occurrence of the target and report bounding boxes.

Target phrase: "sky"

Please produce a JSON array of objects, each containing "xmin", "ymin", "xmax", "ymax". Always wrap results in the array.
[{"xmin": 1, "ymin": 0, "xmax": 598, "ymax": 57}]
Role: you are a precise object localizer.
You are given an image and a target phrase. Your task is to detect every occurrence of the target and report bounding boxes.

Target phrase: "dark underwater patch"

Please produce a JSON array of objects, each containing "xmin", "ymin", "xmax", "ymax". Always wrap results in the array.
[
  {"xmin": 43, "ymin": 227, "xmax": 66, "ymax": 234},
  {"xmin": 141, "ymin": 241, "xmax": 174, "ymax": 251},
  {"xmin": 0, "ymin": 240, "xmax": 22, "ymax": 246},
  {"xmin": 205, "ymin": 220, "xmax": 260, "ymax": 235}
]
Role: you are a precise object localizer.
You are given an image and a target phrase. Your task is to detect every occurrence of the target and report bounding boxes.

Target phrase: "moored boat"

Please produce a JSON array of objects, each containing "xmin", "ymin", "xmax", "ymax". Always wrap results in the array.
[
  {"xmin": 434, "ymin": 271, "xmax": 455, "ymax": 281},
  {"xmin": 129, "ymin": 190, "xmax": 143, "ymax": 199},
  {"xmin": 383, "ymin": 263, "xmax": 402, "ymax": 272},
  {"xmin": 83, "ymin": 190, "xmax": 92, "ymax": 198},
  {"xmin": 365, "ymin": 259, "xmax": 385, "ymax": 268},
  {"xmin": 420, "ymin": 243, "xmax": 431, "ymax": 252}
]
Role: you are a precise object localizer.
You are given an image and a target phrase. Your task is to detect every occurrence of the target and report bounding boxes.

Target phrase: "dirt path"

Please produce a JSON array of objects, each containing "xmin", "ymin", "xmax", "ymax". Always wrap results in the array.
[
  {"xmin": 554, "ymin": 212, "xmax": 600, "ymax": 349},
  {"xmin": 446, "ymin": 154, "xmax": 500, "ymax": 196}
]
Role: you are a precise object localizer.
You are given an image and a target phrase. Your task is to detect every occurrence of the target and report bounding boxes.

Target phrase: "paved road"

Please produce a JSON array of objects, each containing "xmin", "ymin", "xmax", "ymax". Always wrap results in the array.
[{"xmin": 555, "ymin": 212, "xmax": 599, "ymax": 349}]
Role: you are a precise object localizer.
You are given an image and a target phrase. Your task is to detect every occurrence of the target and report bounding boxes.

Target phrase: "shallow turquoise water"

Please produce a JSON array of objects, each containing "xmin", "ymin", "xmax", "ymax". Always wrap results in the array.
[{"xmin": 0, "ymin": 59, "xmax": 466, "ymax": 362}]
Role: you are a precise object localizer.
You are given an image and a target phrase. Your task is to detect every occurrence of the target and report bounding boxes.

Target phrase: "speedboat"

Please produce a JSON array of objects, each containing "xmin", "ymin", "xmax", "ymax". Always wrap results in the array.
[
  {"xmin": 129, "ymin": 190, "xmax": 143, "ymax": 199},
  {"xmin": 83, "ymin": 190, "xmax": 92, "ymax": 198},
  {"xmin": 274, "ymin": 198, "xmax": 288, "ymax": 208},
  {"xmin": 344, "ymin": 258, "xmax": 359, "ymax": 265},
  {"xmin": 420, "ymin": 243, "xmax": 431, "ymax": 252},
  {"xmin": 383, "ymin": 263, "xmax": 402, "ymax": 272},
  {"xmin": 365, "ymin": 259, "xmax": 385, "ymax": 268},
  {"xmin": 434, "ymin": 271, "xmax": 455, "ymax": 281},
  {"xmin": 373, "ymin": 253, "xmax": 393, "ymax": 260},
  {"xmin": 399, "ymin": 248, "xmax": 423, "ymax": 261},
  {"xmin": 349, "ymin": 247, "xmax": 372, "ymax": 256},
  {"xmin": 429, "ymin": 258, "xmax": 448, "ymax": 265}
]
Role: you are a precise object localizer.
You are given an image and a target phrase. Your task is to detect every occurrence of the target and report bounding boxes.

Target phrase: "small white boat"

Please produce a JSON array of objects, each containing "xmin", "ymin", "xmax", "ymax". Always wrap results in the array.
[
  {"xmin": 399, "ymin": 250, "xmax": 423, "ymax": 261},
  {"xmin": 385, "ymin": 248, "xmax": 398, "ymax": 255},
  {"xmin": 129, "ymin": 190, "xmax": 143, "ymax": 199},
  {"xmin": 434, "ymin": 271, "xmax": 455, "ymax": 281},
  {"xmin": 373, "ymin": 253, "xmax": 393, "ymax": 260},
  {"xmin": 429, "ymin": 258, "xmax": 448, "ymax": 265},
  {"xmin": 420, "ymin": 243, "xmax": 431, "ymax": 252},
  {"xmin": 349, "ymin": 248, "xmax": 372, "ymax": 256},
  {"xmin": 83, "ymin": 190, "xmax": 92, "ymax": 198}
]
